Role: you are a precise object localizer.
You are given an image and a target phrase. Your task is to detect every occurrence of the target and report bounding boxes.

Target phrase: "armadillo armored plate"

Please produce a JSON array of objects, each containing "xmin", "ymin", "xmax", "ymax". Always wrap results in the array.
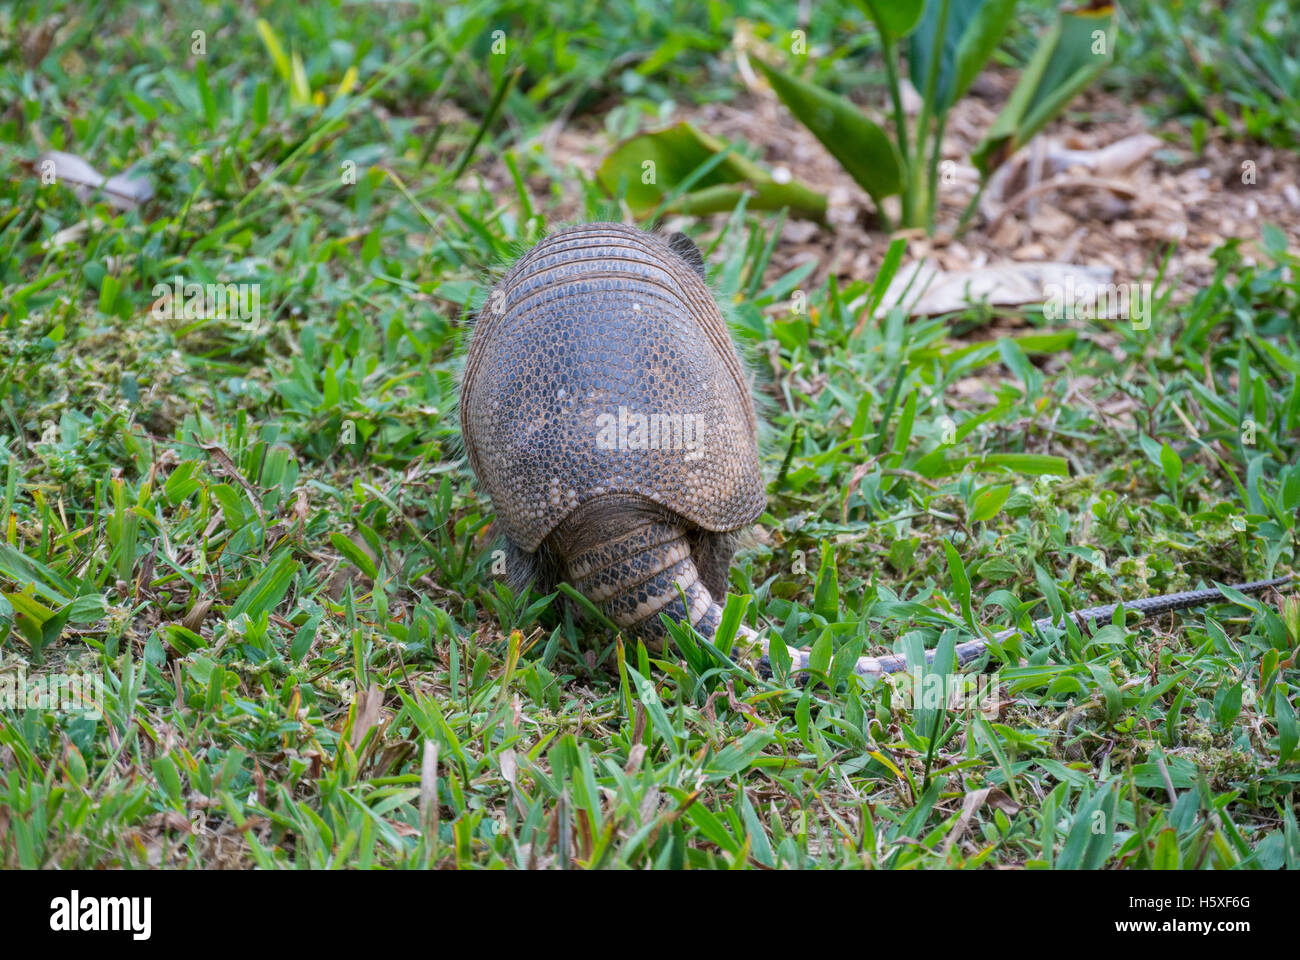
[{"xmin": 461, "ymin": 223, "xmax": 765, "ymax": 553}]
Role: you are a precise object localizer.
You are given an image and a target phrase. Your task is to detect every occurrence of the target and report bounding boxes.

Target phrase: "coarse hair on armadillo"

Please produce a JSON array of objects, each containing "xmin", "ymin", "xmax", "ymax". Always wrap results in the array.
[{"xmin": 454, "ymin": 217, "xmax": 776, "ymax": 601}]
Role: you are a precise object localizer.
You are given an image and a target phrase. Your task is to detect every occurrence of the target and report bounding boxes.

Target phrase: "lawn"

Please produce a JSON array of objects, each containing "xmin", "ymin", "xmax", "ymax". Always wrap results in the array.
[{"xmin": 1, "ymin": 0, "xmax": 1298, "ymax": 869}]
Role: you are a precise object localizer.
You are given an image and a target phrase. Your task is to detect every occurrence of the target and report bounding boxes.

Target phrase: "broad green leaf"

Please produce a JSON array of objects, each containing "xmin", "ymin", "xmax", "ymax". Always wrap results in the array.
[
  {"xmin": 1152, "ymin": 828, "xmax": 1181, "ymax": 869},
  {"xmin": 970, "ymin": 483, "xmax": 1012, "ymax": 523},
  {"xmin": 162, "ymin": 623, "xmax": 208, "ymax": 656},
  {"xmin": 1058, "ymin": 783, "xmax": 1116, "ymax": 868},
  {"xmin": 715, "ymin": 592, "xmax": 750, "ymax": 649},
  {"xmin": 1159, "ymin": 442, "xmax": 1182, "ymax": 489},
  {"xmin": 227, "ymin": 549, "xmax": 300, "ymax": 621},
  {"xmin": 915, "ymin": 451, "xmax": 1070, "ymax": 478},
  {"xmin": 908, "ymin": 329, "xmax": 1077, "ymax": 363},
  {"xmin": 890, "ymin": 389, "xmax": 918, "ymax": 459},
  {"xmin": 973, "ymin": 6, "xmax": 1115, "ymax": 174},
  {"xmin": 213, "ymin": 485, "xmax": 248, "ymax": 531},
  {"xmin": 330, "ymin": 531, "xmax": 379, "ymax": 580},
  {"xmin": 38, "ymin": 602, "xmax": 73, "ymax": 654},
  {"xmin": 855, "ymin": 0, "xmax": 925, "ymax": 39},
  {"xmin": 0, "ymin": 543, "xmax": 75, "ymax": 603},
  {"xmin": 1033, "ymin": 561, "xmax": 1065, "ymax": 625},
  {"xmin": 807, "ymin": 626, "xmax": 833, "ymax": 677},
  {"xmin": 152, "ymin": 755, "xmax": 184, "ymax": 808},
  {"xmin": 813, "ymin": 540, "xmax": 839, "ymax": 621},
  {"xmin": 754, "ymin": 58, "xmax": 902, "ymax": 206},
  {"xmin": 864, "ymin": 237, "xmax": 908, "ymax": 320},
  {"xmin": 704, "ymin": 729, "xmax": 776, "ymax": 780},
  {"xmin": 627, "ymin": 666, "xmax": 678, "ymax": 753},
  {"xmin": 976, "ymin": 556, "xmax": 1019, "ymax": 581},
  {"xmin": 952, "ymin": 0, "xmax": 1018, "ymax": 108},
  {"xmin": 598, "ymin": 121, "xmax": 826, "ymax": 221},
  {"xmin": 4, "ymin": 591, "xmax": 56, "ymax": 625},
  {"xmin": 684, "ymin": 802, "xmax": 742, "ymax": 854},
  {"xmin": 1274, "ymin": 690, "xmax": 1297, "ymax": 764},
  {"xmin": 997, "ymin": 337, "xmax": 1036, "ymax": 389},
  {"xmin": 943, "ymin": 539, "xmax": 973, "ymax": 625},
  {"xmin": 977, "ymin": 453, "xmax": 1069, "ymax": 476},
  {"xmin": 908, "ymin": 0, "xmax": 1018, "ymax": 112}
]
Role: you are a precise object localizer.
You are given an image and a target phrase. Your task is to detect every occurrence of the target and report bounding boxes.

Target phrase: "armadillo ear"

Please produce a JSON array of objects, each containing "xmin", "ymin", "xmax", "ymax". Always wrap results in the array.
[{"xmin": 666, "ymin": 231, "xmax": 706, "ymax": 280}]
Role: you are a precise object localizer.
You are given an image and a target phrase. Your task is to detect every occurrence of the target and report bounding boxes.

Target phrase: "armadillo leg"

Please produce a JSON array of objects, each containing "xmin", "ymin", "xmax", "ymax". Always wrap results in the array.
[{"xmin": 690, "ymin": 529, "xmax": 741, "ymax": 601}]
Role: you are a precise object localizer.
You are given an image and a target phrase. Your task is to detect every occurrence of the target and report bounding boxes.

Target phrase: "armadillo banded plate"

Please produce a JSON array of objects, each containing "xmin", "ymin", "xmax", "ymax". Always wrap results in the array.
[{"xmin": 462, "ymin": 223, "xmax": 765, "ymax": 553}]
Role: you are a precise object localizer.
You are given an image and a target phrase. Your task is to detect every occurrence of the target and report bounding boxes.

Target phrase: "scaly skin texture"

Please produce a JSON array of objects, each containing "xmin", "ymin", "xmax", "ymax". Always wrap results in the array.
[{"xmin": 460, "ymin": 223, "xmax": 763, "ymax": 648}]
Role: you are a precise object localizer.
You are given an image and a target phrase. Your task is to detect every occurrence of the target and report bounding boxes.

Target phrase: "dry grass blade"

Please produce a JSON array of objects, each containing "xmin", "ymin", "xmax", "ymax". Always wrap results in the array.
[
  {"xmin": 350, "ymin": 683, "xmax": 383, "ymax": 750},
  {"xmin": 420, "ymin": 740, "xmax": 439, "ymax": 839}
]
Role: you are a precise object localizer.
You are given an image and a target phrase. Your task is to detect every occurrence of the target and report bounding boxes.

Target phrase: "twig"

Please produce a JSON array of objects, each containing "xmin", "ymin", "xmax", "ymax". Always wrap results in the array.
[{"xmin": 987, "ymin": 175, "xmax": 1139, "ymax": 235}]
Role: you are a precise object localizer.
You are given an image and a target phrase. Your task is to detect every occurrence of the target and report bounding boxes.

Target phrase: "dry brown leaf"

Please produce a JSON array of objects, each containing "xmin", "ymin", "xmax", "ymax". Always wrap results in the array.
[
  {"xmin": 985, "ymin": 134, "xmax": 1161, "ymax": 213},
  {"xmin": 1047, "ymin": 133, "xmax": 1163, "ymax": 179},
  {"xmin": 39, "ymin": 150, "xmax": 153, "ymax": 210},
  {"xmin": 182, "ymin": 597, "xmax": 214, "ymax": 633},
  {"xmin": 625, "ymin": 743, "xmax": 647, "ymax": 773},
  {"xmin": 869, "ymin": 260, "xmax": 1113, "ymax": 317},
  {"xmin": 986, "ymin": 788, "xmax": 1021, "ymax": 816},
  {"xmin": 943, "ymin": 786, "xmax": 992, "ymax": 856},
  {"xmin": 420, "ymin": 739, "xmax": 439, "ymax": 838}
]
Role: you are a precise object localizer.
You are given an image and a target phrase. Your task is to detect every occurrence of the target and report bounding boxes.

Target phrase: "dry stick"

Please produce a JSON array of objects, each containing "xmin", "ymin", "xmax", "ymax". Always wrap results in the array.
[
  {"xmin": 738, "ymin": 575, "xmax": 1295, "ymax": 680},
  {"xmin": 1024, "ymin": 135, "xmax": 1047, "ymax": 222},
  {"xmin": 986, "ymin": 174, "xmax": 1138, "ymax": 236}
]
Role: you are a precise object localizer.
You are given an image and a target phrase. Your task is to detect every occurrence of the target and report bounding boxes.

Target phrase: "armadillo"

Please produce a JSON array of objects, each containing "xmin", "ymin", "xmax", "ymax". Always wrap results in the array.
[
  {"xmin": 461, "ymin": 222, "xmax": 1295, "ymax": 677},
  {"xmin": 460, "ymin": 222, "xmax": 765, "ymax": 649}
]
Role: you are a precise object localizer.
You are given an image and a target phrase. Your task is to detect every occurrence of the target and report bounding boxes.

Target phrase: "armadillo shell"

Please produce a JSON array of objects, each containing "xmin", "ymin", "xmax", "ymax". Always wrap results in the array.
[{"xmin": 461, "ymin": 223, "xmax": 765, "ymax": 553}]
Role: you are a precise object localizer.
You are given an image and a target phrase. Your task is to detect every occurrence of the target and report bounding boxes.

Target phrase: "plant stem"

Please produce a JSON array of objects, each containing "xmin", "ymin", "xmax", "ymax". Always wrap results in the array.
[
  {"xmin": 913, "ymin": 0, "xmax": 951, "ymax": 232},
  {"xmin": 955, "ymin": 178, "xmax": 988, "ymax": 237},
  {"xmin": 880, "ymin": 31, "xmax": 912, "ymax": 227},
  {"xmin": 921, "ymin": 695, "xmax": 945, "ymax": 792}
]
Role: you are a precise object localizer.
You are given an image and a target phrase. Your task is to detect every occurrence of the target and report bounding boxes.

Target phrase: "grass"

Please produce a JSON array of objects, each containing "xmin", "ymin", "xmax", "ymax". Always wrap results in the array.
[
  {"xmin": 1111, "ymin": 0, "xmax": 1300, "ymax": 151},
  {"xmin": 0, "ymin": 0, "xmax": 1298, "ymax": 869}
]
